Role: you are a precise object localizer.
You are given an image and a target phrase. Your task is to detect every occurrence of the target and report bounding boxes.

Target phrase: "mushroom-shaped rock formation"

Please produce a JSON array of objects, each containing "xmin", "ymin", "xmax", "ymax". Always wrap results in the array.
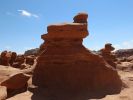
[
  {"xmin": 100, "ymin": 43, "xmax": 117, "ymax": 68},
  {"xmin": 32, "ymin": 13, "xmax": 122, "ymax": 100}
]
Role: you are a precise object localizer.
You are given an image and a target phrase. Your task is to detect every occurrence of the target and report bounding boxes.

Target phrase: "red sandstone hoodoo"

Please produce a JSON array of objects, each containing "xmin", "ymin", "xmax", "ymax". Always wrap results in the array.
[
  {"xmin": 100, "ymin": 43, "xmax": 117, "ymax": 68},
  {"xmin": 32, "ymin": 13, "xmax": 122, "ymax": 100}
]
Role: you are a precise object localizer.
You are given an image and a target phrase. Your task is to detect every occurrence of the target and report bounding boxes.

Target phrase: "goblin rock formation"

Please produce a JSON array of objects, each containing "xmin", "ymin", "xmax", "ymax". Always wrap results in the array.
[
  {"xmin": 32, "ymin": 13, "xmax": 122, "ymax": 99},
  {"xmin": 9, "ymin": 52, "xmax": 17, "ymax": 66},
  {"xmin": 0, "ymin": 51, "xmax": 11, "ymax": 66},
  {"xmin": 100, "ymin": 43, "xmax": 117, "ymax": 68},
  {"xmin": 0, "ymin": 51, "xmax": 18, "ymax": 67}
]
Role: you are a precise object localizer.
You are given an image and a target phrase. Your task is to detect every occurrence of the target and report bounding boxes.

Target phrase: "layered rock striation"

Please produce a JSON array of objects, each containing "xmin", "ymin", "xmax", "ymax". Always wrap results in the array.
[{"xmin": 32, "ymin": 13, "xmax": 122, "ymax": 100}]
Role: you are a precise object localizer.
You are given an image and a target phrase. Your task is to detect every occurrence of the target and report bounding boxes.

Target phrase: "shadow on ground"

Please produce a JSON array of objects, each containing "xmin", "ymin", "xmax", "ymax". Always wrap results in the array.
[{"xmin": 29, "ymin": 87, "xmax": 121, "ymax": 100}]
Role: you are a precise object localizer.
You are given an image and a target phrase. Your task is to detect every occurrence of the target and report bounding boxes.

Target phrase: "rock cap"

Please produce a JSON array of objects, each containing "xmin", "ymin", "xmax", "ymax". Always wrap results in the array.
[{"xmin": 73, "ymin": 12, "xmax": 88, "ymax": 23}]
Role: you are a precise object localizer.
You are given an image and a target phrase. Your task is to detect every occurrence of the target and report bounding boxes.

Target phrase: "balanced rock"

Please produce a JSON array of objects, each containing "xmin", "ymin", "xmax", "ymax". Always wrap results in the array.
[
  {"xmin": 32, "ymin": 13, "xmax": 122, "ymax": 99},
  {"xmin": 100, "ymin": 43, "xmax": 117, "ymax": 68}
]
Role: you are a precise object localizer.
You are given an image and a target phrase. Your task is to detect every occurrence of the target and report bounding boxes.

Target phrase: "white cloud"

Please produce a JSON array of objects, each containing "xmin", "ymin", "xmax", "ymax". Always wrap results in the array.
[
  {"xmin": 18, "ymin": 10, "xmax": 39, "ymax": 18},
  {"xmin": 114, "ymin": 40, "xmax": 133, "ymax": 50}
]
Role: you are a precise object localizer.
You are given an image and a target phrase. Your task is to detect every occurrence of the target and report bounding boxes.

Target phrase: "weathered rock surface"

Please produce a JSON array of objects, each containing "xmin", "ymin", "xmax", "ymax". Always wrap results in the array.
[
  {"xmin": 32, "ymin": 13, "xmax": 122, "ymax": 99},
  {"xmin": 0, "ymin": 86, "xmax": 7, "ymax": 100}
]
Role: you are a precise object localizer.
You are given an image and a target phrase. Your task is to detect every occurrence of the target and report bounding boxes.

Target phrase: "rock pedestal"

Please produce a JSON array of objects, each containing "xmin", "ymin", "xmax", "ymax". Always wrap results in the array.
[{"xmin": 32, "ymin": 13, "xmax": 122, "ymax": 99}]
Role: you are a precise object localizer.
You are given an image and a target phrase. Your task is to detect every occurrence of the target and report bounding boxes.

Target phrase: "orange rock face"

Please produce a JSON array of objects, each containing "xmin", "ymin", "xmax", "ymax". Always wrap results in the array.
[{"xmin": 32, "ymin": 13, "xmax": 122, "ymax": 99}]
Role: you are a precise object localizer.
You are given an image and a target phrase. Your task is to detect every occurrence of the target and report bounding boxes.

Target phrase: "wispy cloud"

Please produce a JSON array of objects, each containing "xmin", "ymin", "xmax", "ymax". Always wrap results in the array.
[
  {"xmin": 17, "ymin": 10, "xmax": 39, "ymax": 18},
  {"xmin": 114, "ymin": 40, "xmax": 133, "ymax": 50}
]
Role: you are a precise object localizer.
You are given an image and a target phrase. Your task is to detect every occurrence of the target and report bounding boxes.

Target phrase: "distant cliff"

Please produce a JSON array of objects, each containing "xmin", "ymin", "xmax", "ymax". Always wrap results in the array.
[
  {"xmin": 24, "ymin": 48, "xmax": 39, "ymax": 56},
  {"xmin": 115, "ymin": 49, "xmax": 133, "ymax": 57}
]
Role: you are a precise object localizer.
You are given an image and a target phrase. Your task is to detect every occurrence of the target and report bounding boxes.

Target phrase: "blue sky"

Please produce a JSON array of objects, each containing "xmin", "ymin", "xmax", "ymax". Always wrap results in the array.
[{"xmin": 0, "ymin": 0, "xmax": 133, "ymax": 53}]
